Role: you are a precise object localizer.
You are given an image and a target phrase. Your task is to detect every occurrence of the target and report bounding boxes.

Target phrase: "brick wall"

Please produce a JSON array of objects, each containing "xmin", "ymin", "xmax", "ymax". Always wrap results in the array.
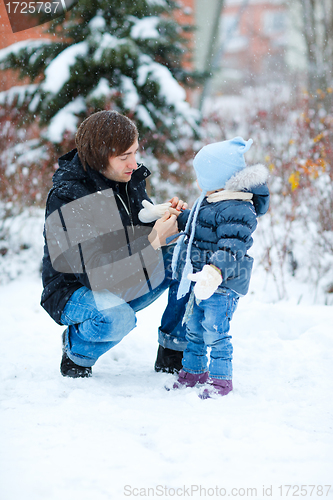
[{"xmin": 0, "ymin": 2, "xmax": 62, "ymax": 91}]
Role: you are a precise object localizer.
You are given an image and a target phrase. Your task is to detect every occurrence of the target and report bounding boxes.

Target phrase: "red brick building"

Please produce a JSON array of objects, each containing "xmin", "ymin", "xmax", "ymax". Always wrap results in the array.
[
  {"xmin": 0, "ymin": 0, "xmax": 288, "ymax": 95},
  {"xmin": 220, "ymin": 0, "xmax": 287, "ymax": 88}
]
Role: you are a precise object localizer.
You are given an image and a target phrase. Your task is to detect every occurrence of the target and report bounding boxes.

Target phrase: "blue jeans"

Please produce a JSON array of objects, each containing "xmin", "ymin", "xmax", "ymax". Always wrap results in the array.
[
  {"xmin": 182, "ymin": 288, "xmax": 239, "ymax": 380},
  {"xmin": 60, "ymin": 245, "xmax": 189, "ymax": 367}
]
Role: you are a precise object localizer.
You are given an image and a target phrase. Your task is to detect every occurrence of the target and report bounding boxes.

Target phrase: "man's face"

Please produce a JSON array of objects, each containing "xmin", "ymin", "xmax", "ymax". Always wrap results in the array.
[{"xmin": 103, "ymin": 139, "xmax": 139, "ymax": 183}]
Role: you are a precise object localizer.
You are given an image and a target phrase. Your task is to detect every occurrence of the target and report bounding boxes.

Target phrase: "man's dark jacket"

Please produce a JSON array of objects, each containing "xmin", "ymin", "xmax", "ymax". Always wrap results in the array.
[{"xmin": 41, "ymin": 149, "xmax": 156, "ymax": 324}]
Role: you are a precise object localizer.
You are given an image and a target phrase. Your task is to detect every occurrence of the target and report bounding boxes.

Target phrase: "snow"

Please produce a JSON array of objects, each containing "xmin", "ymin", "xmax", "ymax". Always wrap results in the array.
[
  {"xmin": 28, "ymin": 92, "xmax": 41, "ymax": 113},
  {"xmin": 136, "ymin": 55, "xmax": 199, "ymax": 129},
  {"xmin": 130, "ymin": 16, "xmax": 160, "ymax": 40},
  {"xmin": 0, "ymin": 39, "xmax": 51, "ymax": 63},
  {"xmin": 137, "ymin": 55, "xmax": 186, "ymax": 107},
  {"xmin": 1, "ymin": 210, "xmax": 333, "ymax": 500},
  {"xmin": 0, "ymin": 84, "xmax": 38, "ymax": 106},
  {"xmin": 146, "ymin": 0, "xmax": 167, "ymax": 6},
  {"xmin": 45, "ymin": 97, "xmax": 86, "ymax": 143},
  {"xmin": 42, "ymin": 42, "xmax": 89, "ymax": 94},
  {"xmin": 121, "ymin": 75, "xmax": 140, "ymax": 110},
  {"xmin": 88, "ymin": 78, "xmax": 113, "ymax": 100},
  {"xmin": 0, "ymin": 140, "xmax": 47, "ymax": 177},
  {"xmin": 89, "ymin": 14, "xmax": 106, "ymax": 32},
  {"xmin": 136, "ymin": 104, "xmax": 156, "ymax": 129},
  {"xmin": 93, "ymin": 33, "xmax": 122, "ymax": 62}
]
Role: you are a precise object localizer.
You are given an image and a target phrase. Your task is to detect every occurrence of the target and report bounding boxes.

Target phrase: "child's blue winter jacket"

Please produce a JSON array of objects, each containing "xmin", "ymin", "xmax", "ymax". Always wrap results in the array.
[{"xmin": 175, "ymin": 164, "xmax": 270, "ymax": 296}]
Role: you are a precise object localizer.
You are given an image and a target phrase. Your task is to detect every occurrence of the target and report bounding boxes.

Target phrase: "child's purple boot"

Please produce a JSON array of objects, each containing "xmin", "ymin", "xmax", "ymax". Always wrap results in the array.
[
  {"xmin": 199, "ymin": 378, "xmax": 233, "ymax": 399},
  {"xmin": 173, "ymin": 369, "xmax": 209, "ymax": 389}
]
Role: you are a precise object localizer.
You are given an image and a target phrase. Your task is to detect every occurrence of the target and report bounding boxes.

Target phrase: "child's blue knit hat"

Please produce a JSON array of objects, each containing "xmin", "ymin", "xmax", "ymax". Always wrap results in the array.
[
  {"xmin": 193, "ymin": 137, "xmax": 253, "ymax": 191},
  {"xmin": 172, "ymin": 137, "xmax": 253, "ymax": 299}
]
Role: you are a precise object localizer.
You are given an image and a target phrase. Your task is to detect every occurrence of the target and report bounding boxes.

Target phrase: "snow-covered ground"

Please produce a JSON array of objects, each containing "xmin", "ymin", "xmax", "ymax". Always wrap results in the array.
[{"xmin": 1, "ymin": 212, "xmax": 333, "ymax": 500}]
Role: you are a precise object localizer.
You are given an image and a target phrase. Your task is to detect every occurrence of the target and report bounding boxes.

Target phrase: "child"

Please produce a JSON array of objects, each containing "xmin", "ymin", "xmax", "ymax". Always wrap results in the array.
[{"xmin": 170, "ymin": 137, "xmax": 270, "ymax": 398}]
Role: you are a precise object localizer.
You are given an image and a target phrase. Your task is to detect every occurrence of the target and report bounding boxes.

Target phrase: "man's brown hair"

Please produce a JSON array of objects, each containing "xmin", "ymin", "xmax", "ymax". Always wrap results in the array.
[{"xmin": 75, "ymin": 110, "xmax": 139, "ymax": 171}]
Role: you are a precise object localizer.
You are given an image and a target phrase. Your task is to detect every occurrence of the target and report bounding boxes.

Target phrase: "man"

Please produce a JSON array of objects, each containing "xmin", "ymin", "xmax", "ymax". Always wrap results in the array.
[{"xmin": 41, "ymin": 110, "xmax": 190, "ymax": 378}]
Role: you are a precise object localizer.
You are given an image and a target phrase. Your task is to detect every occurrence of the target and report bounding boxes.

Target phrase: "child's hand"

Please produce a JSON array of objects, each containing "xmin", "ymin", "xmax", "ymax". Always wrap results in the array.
[
  {"xmin": 168, "ymin": 196, "xmax": 188, "ymax": 211},
  {"xmin": 138, "ymin": 200, "xmax": 172, "ymax": 223},
  {"xmin": 187, "ymin": 265, "xmax": 222, "ymax": 300}
]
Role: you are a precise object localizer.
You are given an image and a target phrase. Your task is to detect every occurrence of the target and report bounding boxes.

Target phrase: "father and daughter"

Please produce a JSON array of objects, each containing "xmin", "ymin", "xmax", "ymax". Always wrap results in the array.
[{"xmin": 42, "ymin": 111, "xmax": 269, "ymax": 398}]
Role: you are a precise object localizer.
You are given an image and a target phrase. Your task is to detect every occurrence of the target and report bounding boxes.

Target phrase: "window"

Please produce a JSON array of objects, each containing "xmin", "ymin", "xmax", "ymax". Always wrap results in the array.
[{"xmin": 263, "ymin": 11, "xmax": 287, "ymax": 34}]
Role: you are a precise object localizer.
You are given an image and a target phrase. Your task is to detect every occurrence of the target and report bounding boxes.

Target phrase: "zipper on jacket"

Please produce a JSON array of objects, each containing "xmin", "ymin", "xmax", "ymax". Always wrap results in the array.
[
  {"xmin": 125, "ymin": 183, "xmax": 135, "ymax": 233},
  {"xmin": 115, "ymin": 185, "xmax": 135, "ymax": 234}
]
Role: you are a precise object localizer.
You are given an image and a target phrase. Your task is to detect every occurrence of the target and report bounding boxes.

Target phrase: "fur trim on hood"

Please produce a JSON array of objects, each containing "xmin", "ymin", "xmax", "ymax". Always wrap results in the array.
[
  {"xmin": 207, "ymin": 190, "xmax": 253, "ymax": 203},
  {"xmin": 224, "ymin": 164, "xmax": 268, "ymax": 192}
]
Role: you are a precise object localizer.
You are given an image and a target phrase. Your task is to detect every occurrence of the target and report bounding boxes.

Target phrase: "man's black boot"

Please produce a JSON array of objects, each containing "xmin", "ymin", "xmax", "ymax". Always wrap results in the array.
[
  {"xmin": 60, "ymin": 330, "xmax": 92, "ymax": 378},
  {"xmin": 154, "ymin": 345, "xmax": 183, "ymax": 374}
]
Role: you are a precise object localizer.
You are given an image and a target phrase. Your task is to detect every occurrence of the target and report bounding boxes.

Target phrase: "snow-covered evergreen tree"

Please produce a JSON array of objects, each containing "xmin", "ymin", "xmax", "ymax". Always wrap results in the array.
[{"xmin": 0, "ymin": 0, "xmax": 201, "ymax": 200}]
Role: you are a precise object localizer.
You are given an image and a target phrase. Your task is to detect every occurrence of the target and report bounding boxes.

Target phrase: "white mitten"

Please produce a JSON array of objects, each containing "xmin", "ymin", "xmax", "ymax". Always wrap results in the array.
[
  {"xmin": 187, "ymin": 265, "xmax": 222, "ymax": 300},
  {"xmin": 138, "ymin": 200, "xmax": 172, "ymax": 223}
]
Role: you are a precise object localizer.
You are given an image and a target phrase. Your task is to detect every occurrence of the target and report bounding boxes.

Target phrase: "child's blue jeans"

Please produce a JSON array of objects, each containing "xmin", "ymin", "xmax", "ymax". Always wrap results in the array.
[
  {"xmin": 60, "ymin": 246, "xmax": 189, "ymax": 367},
  {"xmin": 182, "ymin": 288, "xmax": 239, "ymax": 380}
]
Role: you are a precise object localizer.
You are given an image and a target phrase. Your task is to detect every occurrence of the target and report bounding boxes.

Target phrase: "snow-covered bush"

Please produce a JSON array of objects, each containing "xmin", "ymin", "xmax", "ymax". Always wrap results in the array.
[
  {"xmin": 0, "ymin": 100, "xmax": 55, "ymax": 210},
  {"xmin": 0, "ymin": 206, "xmax": 44, "ymax": 283}
]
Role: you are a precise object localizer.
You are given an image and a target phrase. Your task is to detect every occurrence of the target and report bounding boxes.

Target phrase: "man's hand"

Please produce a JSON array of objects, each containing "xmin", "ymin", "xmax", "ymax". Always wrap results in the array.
[
  {"xmin": 168, "ymin": 196, "xmax": 188, "ymax": 212},
  {"xmin": 148, "ymin": 211, "xmax": 179, "ymax": 249},
  {"xmin": 138, "ymin": 200, "xmax": 172, "ymax": 223}
]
